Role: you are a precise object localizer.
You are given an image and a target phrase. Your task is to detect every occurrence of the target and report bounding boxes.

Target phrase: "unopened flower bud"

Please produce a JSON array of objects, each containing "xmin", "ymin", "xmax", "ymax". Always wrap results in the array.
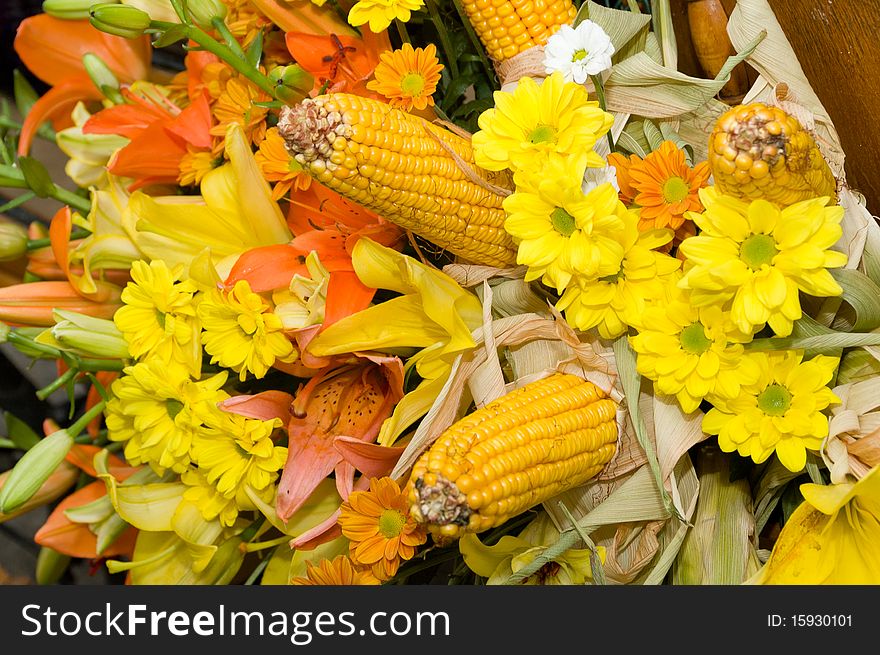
[
  {"xmin": 89, "ymin": 3, "xmax": 152, "ymax": 38},
  {"xmin": 42, "ymin": 0, "xmax": 113, "ymax": 20},
  {"xmin": 44, "ymin": 309, "xmax": 130, "ymax": 359},
  {"xmin": 186, "ymin": 0, "xmax": 227, "ymax": 28},
  {"xmin": 36, "ymin": 547, "xmax": 72, "ymax": 585},
  {"xmin": 82, "ymin": 53, "xmax": 123, "ymax": 103},
  {"xmin": 270, "ymin": 65, "xmax": 314, "ymax": 105},
  {"xmin": 0, "ymin": 223, "xmax": 27, "ymax": 262},
  {"xmin": 0, "ymin": 430, "xmax": 74, "ymax": 514}
]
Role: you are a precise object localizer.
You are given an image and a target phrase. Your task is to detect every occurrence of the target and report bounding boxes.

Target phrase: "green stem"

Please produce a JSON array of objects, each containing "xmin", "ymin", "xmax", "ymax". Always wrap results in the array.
[
  {"xmin": 68, "ymin": 399, "xmax": 106, "ymax": 439},
  {"xmin": 50, "ymin": 186, "xmax": 91, "ymax": 215},
  {"xmin": 239, "ymin": 515, "xmax": 266, "ymax": 542},
  {"xmin": 0, "ymin": 192, "xmax": 36, "ymax": 215},
  {"xmin": 184, "ymin": 25, "xmax": 277, "ymax": 98},
  {"xmin": 6, "ymin": 330, "xmax": 61, "ymax": 358},
  {"xmin": 36, "ymin": 367, "xmax": 78, "ymax": 401},
  {"xmin": 395, "ymin": 19, "xmax": 411, "ymax": 45},
  {"xmin": 243, "ymin": 534, "xmax": 290, "ymax": 552},
  {"xmin": 244, "ymin": 549, "xmax": 274, "ymax": 585},
  {"xmin": 0, "ymin": 438, "xmax": 15, "ymax": 448},
  {"xmin": 27, "ymin": 229, "xmax": 92, "ymax": 251},
  {"xmin": 212, "ymin": 17, "xmax": 247, "ymax": 61},
  {"xmin": 425, "ymin": 0, "xmax": 459, "ymax": 79},
  {"xmin": 591, "ymin": 74, "xmax": 615, "ymax": 153},
  {"xmin": 0, "ymin": 117, "xmax": 56, "ymax": 143},
  {"xmin": 76, "ymin": 358, "xmax": 126, "ymax": 373},
  {"xmin": 449, "ymin": 0, "xmax": 497, "ymax": 89}
]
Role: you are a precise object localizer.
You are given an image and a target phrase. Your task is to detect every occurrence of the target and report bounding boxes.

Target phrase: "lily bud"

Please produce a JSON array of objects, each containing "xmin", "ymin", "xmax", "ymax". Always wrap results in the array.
[
  {"xmin": 42, "ymin": 0, "xmax": 114, "ymax": 20},
  {"xmin": 0, "ymin": 222, "xmax": 28, "ymax": 262},
  {"xmin": 82, "ymin": 53, "xmax": 124, "ymax": 103},
  {"xmin": 89, "ymin": 3, "xmax": 152, "ymax": 38},
  {"xmin": 41, "ymin": 308, "xmax": 130, "ymax": 359},
  {"xmin": 0, "ymin": 430, "xmax": 75, "ymax": 514},
  {"xmin": 186, "ymin": 0, "xmax": 227, "ymax": 28},
  {"xmin": 0, "ymin": 460, "xmax": 78, "ymax": 523},
  {"xmin": 270, "ymin": 65, "xmax": 314, "ymax": 105},
  {"xmin": 35, "ymin": 547, "xmax": 72, "ymax": 585}
]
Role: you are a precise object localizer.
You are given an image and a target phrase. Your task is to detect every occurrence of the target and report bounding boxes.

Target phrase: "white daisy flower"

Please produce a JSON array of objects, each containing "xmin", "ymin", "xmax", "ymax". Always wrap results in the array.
[
  {"xmin": 543, "ymin": 20, "xmax": 615, "ymax": 85},
  {"xmin": 582, "ymin": 165, "xmax": 620, "ymax": 195}
]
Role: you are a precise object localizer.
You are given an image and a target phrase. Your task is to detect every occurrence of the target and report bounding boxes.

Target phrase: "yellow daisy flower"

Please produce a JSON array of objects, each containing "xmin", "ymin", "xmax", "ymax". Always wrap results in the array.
[
  {"xmin": 254, "ymin": 127, "xmax": 311, "ymax": 201},
  {"xmin": 113, "ymin": 259, "xmax": 202, "ymax": 376},
  {"xmin": 678, "ymin": 188, "xmax": 848, "ymax": 336},
  {"xmin": 198, "ymin": 280, "xmax": 298, "ymax": 382},
  {"xmin": 472, "ymin": 71, "xmax": 613, "ymax": 174},
  {"xmin": 190, "ymin": 411, "xmax": 287, "ymax": 513},
  {"xmin": 338, "ymin": 477, "xmax": 427, "ymax": 580},
  {"xmin": 630, "ymin": 280, "xmax": 760, "ymax": 413},
  {"xmin": 347, "ymin": 0, "xmax": 425, "ymax": 33},
  {"xmin": 366, "ymin": 43, "xmax": 443, "ymax": 111},
  {"xmin": 291, "ymin": 556, "xmax": 381, "ymax": 586},
  {"xmin": 105, "ymin": 361, "xmax": 229, "ymax": 475},
  {"xmin": 503, "ymin": 161, "xmax": 628, "ymax": 293},
  {"xmin": 181, "ymin": 468, "xmax": 240, "ymax": 528},
  {"xmin": 702, "ymin": 351, "xmax": 840, "ymax": 472},
  {"xmin": 556, "ymin": 216, "xmax": 681, "ymax": 339}
]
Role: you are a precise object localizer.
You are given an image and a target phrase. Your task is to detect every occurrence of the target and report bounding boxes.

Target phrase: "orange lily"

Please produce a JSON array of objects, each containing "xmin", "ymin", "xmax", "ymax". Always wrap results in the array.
[
  {"xmin": 14, "ymin": 15, "xmax": 151, "ymax": 155},
  {"xmin": 251, "ymin": 0, "xmax": 359, "ymax": 36},
  {"xmin": 35, "ymin": 445, "xmax": 139, "ymax": 559},
  {"xmin": 0, "ymin": 280, "xmax": 122, "ymax": 327},
  {"xmin": 83, "ymin": 86, "xmax": 214, "ymax": 189},
  {"xmin": 286, "ymin": 29, "xmax": 390, "ymax": 97}
]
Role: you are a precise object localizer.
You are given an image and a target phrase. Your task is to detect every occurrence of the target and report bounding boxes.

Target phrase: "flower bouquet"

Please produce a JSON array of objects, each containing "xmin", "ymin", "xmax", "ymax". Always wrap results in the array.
[{"xmin": 0, "ymin": 0, "xmax": 878, "ymax": 586}]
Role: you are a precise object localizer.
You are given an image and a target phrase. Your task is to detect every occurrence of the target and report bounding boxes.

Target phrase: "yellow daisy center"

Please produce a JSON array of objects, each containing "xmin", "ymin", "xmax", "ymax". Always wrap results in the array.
[
  {"xmin": 400, "ymin": 72, "xmax": 426, "ymax": 97},
  {"xmin": 740, "ymin": 234, "xmax": 778, "ymax": 270},
  {"xmin": 680, "ymin": 322, "xmax": 711, "ymax": 354},
  {"xmin": 165, "ymin": 399, "xmax": 184, "ymax": 420},
  {"xmin": 661, "ymin": 176, "xmax": 690, "ymax": 203},
  {"xmin": 378, "ymin": 508, "xmax": 406, "ymax": 539},
  {"xmin": 757, "ymin": 383, "xmax": 792, "ymax": 416},
  {"xmin": 550, "ymin": 207, "xmax": 577, "ymax": 237},
  {"xmin": 529, "ymin": 123, "xmax": 557, "ymax": 144},
  {"xmin": 572, "ymin": 49, "xmax": 588, "ymax": 62}
]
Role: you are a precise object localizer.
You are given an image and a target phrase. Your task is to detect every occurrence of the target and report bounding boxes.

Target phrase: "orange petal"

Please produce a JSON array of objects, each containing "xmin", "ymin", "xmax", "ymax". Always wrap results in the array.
[
  {"xmin": 225, "ymin": 244, "xmax": 309, "ymax": 292},
  {"xmin": 34, "ymin": 481, "xmax": 137, "ymax": 558},
  {"xmin": 14, "ymin": 15, "xmax": 150, "ymax": 87},
  {"xmin": 322, "ymin": 270, "xmax": 375, "ymax": 328},
  {"xmin": 256, "ymin": 0, "xmax": 356, "ymax": 35},
  {"xmin": 17, "ymin": 77, "xmax": 102, "ymax": 155},
  {"xmin": 108, "ymin": 122, "xmax": 188, "ymax": 184},
  {"xmin": 334, "ymin": 437, "xmax": 404, "ymax": 478},
  {"xmin": 165, "ymin": 91, "xmax": 213, "ymax": 149},
  {"xmin": 65, "ymin": 444, "xmax": 137, "ymax": 481},
  {"xmin": 219, "ymin": 390, "xmax": 294, "ymax": 424},
  {"xmin": 276, "ymin": 428, "xmax": 342, "ymax": 521}
]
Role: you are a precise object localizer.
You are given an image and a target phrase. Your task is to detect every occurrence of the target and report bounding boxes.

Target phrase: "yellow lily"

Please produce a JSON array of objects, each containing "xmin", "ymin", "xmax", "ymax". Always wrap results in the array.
[
  {"xmin": 307, "ymin": 238, "xmax": 483, "ymax": 446},
  {"xmin": 459, "ymin": 512, "xmax": 604, "ymax": 585},
  {"xmin": 749, "ymin": 464, "xmax": 880, "ymax": 584},
  {"xmin": 123, "ymin": 122, "xmax": 291, "ymax": 278},
  {"xmin": 56, "ymin": 102, "xmax": 129, "ymax": 189}
]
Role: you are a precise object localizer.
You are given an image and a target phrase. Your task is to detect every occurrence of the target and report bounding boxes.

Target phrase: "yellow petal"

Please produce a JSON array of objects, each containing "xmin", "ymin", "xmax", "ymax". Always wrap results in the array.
[{"xmin": 459, "ymin": 533, "xmax": 526, "ymax": 578}]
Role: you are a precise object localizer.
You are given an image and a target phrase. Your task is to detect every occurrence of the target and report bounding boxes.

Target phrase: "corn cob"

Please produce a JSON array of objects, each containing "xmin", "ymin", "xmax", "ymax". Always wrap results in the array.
[
  {"xmin": 462, "ymin": 0, "xmax": 577, "ymax": 63},
  {"xmin": 708, "ymin": 102, "xmax": 837, "ymax": 205},
  {"xmin": 406, "ymin": 373, "xmax": 618, "ymax": 541},
  {"xmin": 278, "ymin": 95, "xmax": 518, "ymax": 268}
]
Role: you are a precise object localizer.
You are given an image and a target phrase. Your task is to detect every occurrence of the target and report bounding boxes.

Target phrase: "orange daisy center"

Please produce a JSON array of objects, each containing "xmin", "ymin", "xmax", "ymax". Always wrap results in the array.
[
  {"xmin": 661, "ymin": 176, "xmax": 690, "ymax": 204},
  {"xmin": 378, "ymin": 508, "xmax": 406, "ymax": 539},
  {"xmin": 400, "ymin": 72, "xmax": 426, "ymax": 97}
]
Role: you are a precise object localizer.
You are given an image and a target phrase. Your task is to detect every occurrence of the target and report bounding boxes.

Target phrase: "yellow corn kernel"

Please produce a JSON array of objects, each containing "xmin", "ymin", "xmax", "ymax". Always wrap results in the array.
[
  {"xmin": 708, "ymin": 102, "xmax": 837, "ymax": 206},
  {"xmin": 278, "ymin": 95, "xmax": 517, "ymax": 268},
  {"xmin": 405, "ymin": 373, "xmax": 618, "ymax": 542},
  {"xmin": 460, "ymin": 0, "xmax": 577, "ymax": 62}
]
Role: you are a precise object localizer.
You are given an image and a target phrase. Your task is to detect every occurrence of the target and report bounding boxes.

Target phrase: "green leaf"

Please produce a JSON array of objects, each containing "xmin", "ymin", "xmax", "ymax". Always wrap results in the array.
[
  {"xmin": 3, "ymin": 412, "xmax": 40, "ymax": 450},
  {"xmin": 246, "ymin": 30, "xmax": 264, "ymax": 68},
  {"xmin": 441, "ymin": 73, "xmax": 479, "ymax": 113},
  {"xmin": 830, "ymin": 268, "xmax": 880, "ymax": 332},
  {"xmin": 12, "ymin": 70, "xmax": 39, "ymax": 119},
  {"xmin": 17, "ymin": 156, "xmax": 56, "ymax": 198},
  {"xmin": 152, "ymin": 24, "xmax": 188, "ymax": 48},
  {"xmin": 574, "ymin": 1, "xmax": 652, "ymax": 55},
  {"xmin": 642, "ymin": 119, "xmax": 664, "ymax": 151}
]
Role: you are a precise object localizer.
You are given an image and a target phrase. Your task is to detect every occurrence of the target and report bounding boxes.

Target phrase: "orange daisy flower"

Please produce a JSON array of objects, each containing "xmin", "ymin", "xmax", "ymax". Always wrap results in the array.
[
  {"xmin": 627, "ymin": 140, "xmax": 711, "ymax": 235},
  {"xmin": 607, "ymin": 151, "xmax": 639, "ymax": 206},
  {"xmin": 290, "ymin": 556, "xmax": 381, "ymax": 586},
  {"xmin": 178, "ymin": 145, "xmax": 218, "ymax": 187},
  {"xmin": 366, "ymin": 43, "xmax": 443, "ymax": 111},
  {"xmin": 255, "ymin": 127, "xmax": 312, "ymax": 200},
  {"xmin": 209, "ymin": 76, "xmax": 270, "ymax": 155},
  {"xmin": 338, "ymin": 476, "xmax": 427, "ymax": 580}
]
